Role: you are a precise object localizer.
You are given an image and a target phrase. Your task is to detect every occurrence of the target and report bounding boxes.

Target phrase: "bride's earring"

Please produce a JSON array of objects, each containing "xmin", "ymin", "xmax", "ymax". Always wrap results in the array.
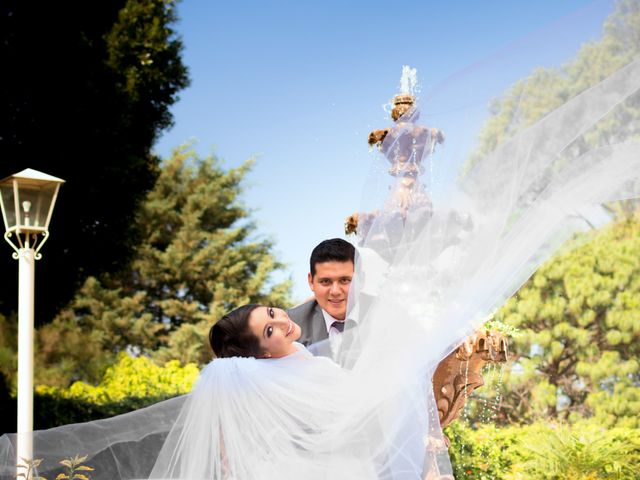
[{"xmin": 264, "ymin": 353, "xmax": 271, "ymax": 358}]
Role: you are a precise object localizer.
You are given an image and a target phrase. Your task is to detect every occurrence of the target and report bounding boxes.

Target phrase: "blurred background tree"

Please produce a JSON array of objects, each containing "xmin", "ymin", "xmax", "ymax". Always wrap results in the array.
[
  {"xmin": 459, "ymin": 0, "xmax": 640, "ymax": 432},
  {"xmin": 0, "ymin": 0, "xmax": 189, "ymax": 324},
  {"xmin": 448, "ymin": 2, "xmax": 640, "ymax": 476},
  {"xmin": 470, "ymin": 214, "xmax": 640, "ymax": 428},
  {"xmin": 462, "ymin": 0, "xmax": 640, "ymax": 179},
  {"xmin": 459, "ymin": 0, "xmax": 640, "ymax": 224}
]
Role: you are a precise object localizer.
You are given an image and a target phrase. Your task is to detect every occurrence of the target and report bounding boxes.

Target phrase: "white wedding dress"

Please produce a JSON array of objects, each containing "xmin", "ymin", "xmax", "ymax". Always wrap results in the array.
[{"xmin": 2, "ymin": 54, "xmax": 640, "ymax": 479}]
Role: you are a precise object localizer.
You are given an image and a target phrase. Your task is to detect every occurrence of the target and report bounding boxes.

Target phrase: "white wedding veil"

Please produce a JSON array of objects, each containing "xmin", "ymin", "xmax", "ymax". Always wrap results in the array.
[{"xmin": 2, "ymin": 14, "xmax": 640, "ymax": 480}]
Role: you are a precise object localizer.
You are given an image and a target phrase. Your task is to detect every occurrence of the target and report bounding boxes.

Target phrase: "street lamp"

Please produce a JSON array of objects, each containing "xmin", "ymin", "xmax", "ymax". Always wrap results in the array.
[{"xmin": 0, "ymin": 168, "xmax": 64, "ymax": 466}]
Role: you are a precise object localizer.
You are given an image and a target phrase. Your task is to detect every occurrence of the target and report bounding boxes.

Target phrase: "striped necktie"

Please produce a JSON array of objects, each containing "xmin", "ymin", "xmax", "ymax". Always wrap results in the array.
[{"xmin": 331, "ymin": 320, "xmax": 345, "ymax": 333}]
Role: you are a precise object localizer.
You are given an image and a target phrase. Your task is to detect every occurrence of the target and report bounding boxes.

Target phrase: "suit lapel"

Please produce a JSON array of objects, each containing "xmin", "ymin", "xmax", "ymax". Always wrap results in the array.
[{"xmin": 311, "ymin": 303, "xmax": 329, "ymax": 343}]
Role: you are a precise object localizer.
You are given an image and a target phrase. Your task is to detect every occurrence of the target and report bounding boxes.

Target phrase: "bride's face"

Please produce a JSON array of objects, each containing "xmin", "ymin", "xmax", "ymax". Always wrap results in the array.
[{"xmin": 248, "ymin": 306, "xmax": 301, "ymax": 358}]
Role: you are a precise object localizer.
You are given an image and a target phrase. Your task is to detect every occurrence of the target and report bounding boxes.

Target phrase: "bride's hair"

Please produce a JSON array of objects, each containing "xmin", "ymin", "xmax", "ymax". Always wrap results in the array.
[{"xmin": 209, "ymin": 304, "xmax": 264, "ymax": 358}]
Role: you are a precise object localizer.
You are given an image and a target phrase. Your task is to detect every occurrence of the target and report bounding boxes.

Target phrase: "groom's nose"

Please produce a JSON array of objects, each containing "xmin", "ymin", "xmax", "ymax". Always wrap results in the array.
[{"xmin": 329, "ymin": 282, "xmax": 341, "ymax": 295}]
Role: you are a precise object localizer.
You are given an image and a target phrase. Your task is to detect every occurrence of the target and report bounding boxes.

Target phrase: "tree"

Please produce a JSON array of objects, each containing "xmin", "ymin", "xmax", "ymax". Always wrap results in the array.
[
  {"xmin": 35, "ymin": 147, "xmax": 292, "ymax": 386},
  {"xmin": 461, "ymin": 0, "xmax": 640, "ymax": 219},
  {"xmin": 0, "ymin": 0, "xmax": 189, "ymax": 323},
  {"xmin": 464, "ymin": 0, "xmax": 640, "ymax": 171},
  {"xmin": 0, "ymin": 313, "xmax": 16, "ymax": 434},
  {"xmin": 473, "ymin": 214, "xmax": 640, "ymax": 427},
  {"xmin": 0, "ymin": 313, "xmax": 16, "ymax": 392},
  {"xmin": 459, "ymin": 1, "xmax": 640, "ymax": 427}
]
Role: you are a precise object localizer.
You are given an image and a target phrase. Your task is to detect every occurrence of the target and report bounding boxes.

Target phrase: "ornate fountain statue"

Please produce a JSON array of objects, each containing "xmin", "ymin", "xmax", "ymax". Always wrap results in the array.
[
  {"xmin": 347, "ymin": 66, "xmax": 509, "ymax": 431},
  {"xmin": 433, "ymin": 330, "xmax": 508, "ymax": 429},
  {"xmin": 345, "ymin": 67, "xmax": 445, "ymax": 261}
]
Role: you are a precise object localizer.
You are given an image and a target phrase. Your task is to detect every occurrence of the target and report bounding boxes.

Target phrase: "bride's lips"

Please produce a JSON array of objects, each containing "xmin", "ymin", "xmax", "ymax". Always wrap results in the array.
[{"xmin": 285, "ymin": 319, "xmax": 294, "ymax": 337}]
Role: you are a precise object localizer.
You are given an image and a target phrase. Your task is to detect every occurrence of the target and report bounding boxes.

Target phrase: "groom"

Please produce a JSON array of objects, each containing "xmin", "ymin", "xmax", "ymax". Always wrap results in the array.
[{"xmin": 287, "ymin": 238, "xmax": 355, "ymax": 355}]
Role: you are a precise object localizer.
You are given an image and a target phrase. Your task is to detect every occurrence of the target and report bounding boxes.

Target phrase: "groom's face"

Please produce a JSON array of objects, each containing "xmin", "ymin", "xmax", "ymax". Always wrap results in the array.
[{"xmin": 308, "ymin": 260, "xmax": 354, "ymax": 320}]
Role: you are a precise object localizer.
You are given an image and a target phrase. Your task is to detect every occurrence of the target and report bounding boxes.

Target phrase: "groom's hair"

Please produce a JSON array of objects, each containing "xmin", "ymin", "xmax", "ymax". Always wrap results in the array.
[
  {"xmin": 210, "ymin": 304, "xmax": 264, "ymax": 358},
  {"xmin": 310, "ymin": 238, "xmax": 355, "ymax": 277}
]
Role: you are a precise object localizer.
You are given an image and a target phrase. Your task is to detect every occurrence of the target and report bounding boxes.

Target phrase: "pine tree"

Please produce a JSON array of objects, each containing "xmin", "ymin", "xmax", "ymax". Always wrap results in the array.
[
  {"xmin": 128, "ymin": 146, "xmax": 292, "ymax": 365},
  {"xmin": 35, "ymin": 148, "xmax": 292, "ymax": 386}
]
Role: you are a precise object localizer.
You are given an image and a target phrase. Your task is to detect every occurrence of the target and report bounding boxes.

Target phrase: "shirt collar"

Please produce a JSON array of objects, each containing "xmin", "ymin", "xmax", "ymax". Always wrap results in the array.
[
  {"xmin": 321, "ymin": 309, "xmax": 340, "ymax": 333},
  {"xmin": 320, "ymin": 306, "xmax": 359, "ymax": 333}
]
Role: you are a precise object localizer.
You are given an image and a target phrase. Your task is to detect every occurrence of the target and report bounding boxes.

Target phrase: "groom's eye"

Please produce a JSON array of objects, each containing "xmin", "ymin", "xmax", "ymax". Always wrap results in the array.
[
  {"xmin": 266, "ymin": 326, "xmax": 273, "ymax": 338},
  {"xmin": 268, "ymin": 308, "xmax": 275, "ymax": 318}
]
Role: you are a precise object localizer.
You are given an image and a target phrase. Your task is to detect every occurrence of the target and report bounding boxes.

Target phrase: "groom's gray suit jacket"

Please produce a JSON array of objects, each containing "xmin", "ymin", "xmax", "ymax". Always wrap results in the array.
[{"xmin": 287, "ymin": 299, "xmax": 328, "ymax": 347}]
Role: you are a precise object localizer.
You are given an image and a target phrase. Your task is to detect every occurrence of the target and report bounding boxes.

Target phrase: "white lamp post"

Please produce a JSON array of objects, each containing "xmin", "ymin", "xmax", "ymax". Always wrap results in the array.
[{"xmin": 0, "ymin": 168, "xmax": 64, "ymax": 467}]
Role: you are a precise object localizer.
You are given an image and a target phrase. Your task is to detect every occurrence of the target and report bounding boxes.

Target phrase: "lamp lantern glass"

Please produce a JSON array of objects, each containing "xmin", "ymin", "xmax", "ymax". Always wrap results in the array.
[{"xmin": 0, "ymin": 169, "xmax": 65, "ymax": 235}]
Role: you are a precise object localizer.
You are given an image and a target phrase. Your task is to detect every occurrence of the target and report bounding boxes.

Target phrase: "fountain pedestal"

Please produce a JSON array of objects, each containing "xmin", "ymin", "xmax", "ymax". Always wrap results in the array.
[
  {"xmin": 349, "ymin": 84, "xmax": 509, "ymax": 434},
  {"xmin": 433, "ymin": 331, "xmax": 508, "ymax": 429}
]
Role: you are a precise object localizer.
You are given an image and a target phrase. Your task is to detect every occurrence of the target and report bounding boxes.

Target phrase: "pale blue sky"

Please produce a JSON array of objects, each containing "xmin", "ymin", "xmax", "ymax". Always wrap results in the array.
[{"xmin": 154, "ymin": 0, "xmax": 615, "ymax": 302}]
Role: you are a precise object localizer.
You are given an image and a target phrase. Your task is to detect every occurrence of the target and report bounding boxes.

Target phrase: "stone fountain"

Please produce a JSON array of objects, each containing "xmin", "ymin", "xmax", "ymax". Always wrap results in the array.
[
  {"xmin": 346, "ymin": 70, "xmax": 509, "ymax": 431},
  {"xmin": 432, "ymin": 330, "xmax": 508, "ymax": 429}
]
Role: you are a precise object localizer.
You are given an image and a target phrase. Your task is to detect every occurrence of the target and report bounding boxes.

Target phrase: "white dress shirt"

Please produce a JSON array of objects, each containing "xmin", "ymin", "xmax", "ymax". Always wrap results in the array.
[
  {"xmin": 320, "ymin": 308, "xmax": 359, "ymax": 357},
  {"xmin": 321, "ymin": 309, "xmax": 344, "ymax": 356}
]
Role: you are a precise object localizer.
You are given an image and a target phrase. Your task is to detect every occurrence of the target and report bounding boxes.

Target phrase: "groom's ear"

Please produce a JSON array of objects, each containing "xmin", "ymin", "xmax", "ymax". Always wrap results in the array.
[{"xmin": 308, "ymin": 272, "xmax": 314, "ymax": 291}]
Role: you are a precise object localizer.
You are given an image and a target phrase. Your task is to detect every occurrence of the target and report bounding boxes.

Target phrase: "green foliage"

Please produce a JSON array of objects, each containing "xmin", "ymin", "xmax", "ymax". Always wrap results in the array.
[
  {"xmin": 447, "ymin": 422, "xmax": 522, "ymax": 479},
  {"xmin": 130, "ymin": 147, "xmax": 292, "ymax": 366},
  {"xmin": 0, "ymin": 313, "xmax": 17, "ymax": 393},
  {"xmin": 516, "ymin": 425, "xmax": 640, "ymax": 479},
  {"xmin": 483, "ymin": 316, "xmax": 521, "ymax": 338},
  {"xmin": 0, "ymin": 0, "xmax": 189, "ymax": 324},
  {"xmin": 37, "ymin": 353, "xmax": 198, "ymax": 405},
  {"xmin": 35, "ymin": 148, "xmax": 291, "ymax": 387},
  {"xmin": 457, "ymin": 2, "xmax": 640, "ymax": 430},
  {"xmin": 35, "ymin": 278, "xmax": 161, "ymax": 387},
  {"xmin": 30, "ymin": 353, "xmax": 197, "ymax": 429},
  {"xmin": 106, "ymin": 0, "xmax": 188, "ymax": 134},
  {"xmin": 472, "ymin": 215, "xmax": 640, "ymax": 426},
  {"xmin": 463, "ymin": 0, "xmax": 640, "ymax": 174},
  {"xmin": 16, "ymin": 457, "xmax": 46, "ymax": 480},
  {"xmin": 447, "ymin": 422, "xmax": 640, "ymax": 479},
  {"xmin": 16, "ymin": 454, "xmax": 95, "ymax": 480},
  {"xmin": 461, "ymin": 0, "xmax": 640, "ymax": 219},
  {"xmin": 55, "ymin": 454, "xmax": 95, "ymax": 480}
]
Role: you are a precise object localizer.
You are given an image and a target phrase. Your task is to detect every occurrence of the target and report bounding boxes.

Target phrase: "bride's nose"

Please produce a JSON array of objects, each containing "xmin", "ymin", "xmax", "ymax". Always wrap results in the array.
[
  {"xmin": 275, "ymin": 311, "xmax": 289, "ymax": 325},
  {"xmin": 275, "ymin": 318, "xmax": 289, "ymax": 331}
]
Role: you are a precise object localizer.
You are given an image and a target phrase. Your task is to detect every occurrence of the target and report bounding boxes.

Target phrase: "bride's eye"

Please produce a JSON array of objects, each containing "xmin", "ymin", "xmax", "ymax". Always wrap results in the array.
[
  {"xmin": 266, "ymin": 326, "xmax": 273, "ymax": 338},
  {"xmin": 268, "ymin": 308, "xmax": 275, "ymax": 318}
]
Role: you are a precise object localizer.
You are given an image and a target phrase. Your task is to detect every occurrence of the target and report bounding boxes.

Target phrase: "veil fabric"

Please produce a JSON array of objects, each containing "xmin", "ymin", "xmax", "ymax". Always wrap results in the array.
[{"xmin": 2, "ymin": 55, "xmax": 640, "ymax": 480}]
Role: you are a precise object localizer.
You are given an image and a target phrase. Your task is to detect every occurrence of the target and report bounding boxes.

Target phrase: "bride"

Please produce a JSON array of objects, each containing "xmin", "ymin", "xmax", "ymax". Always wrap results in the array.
[
  {"xmin": 150, "ymin": 303, "xmax": 447, "ymax": 479},
  {"xmin": 2, "ymin": 54, "xmax": 640, "ymax": 480}
]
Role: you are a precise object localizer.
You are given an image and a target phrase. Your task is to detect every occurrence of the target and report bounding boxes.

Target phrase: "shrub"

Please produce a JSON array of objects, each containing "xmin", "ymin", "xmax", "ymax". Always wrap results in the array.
[
  {"xmin": 32, "ymin": 353, "xmax": 198, "ymax": 428},
  {"xmin": 446, "ymin": 421, "xmax": 640, "ymax": 479}
]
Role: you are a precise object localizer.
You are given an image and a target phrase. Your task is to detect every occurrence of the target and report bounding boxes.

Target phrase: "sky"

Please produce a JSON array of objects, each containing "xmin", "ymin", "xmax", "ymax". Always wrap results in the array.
[{"xmin": 153, "ymin": 0, "xmax": 616, "ymax": 303}]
